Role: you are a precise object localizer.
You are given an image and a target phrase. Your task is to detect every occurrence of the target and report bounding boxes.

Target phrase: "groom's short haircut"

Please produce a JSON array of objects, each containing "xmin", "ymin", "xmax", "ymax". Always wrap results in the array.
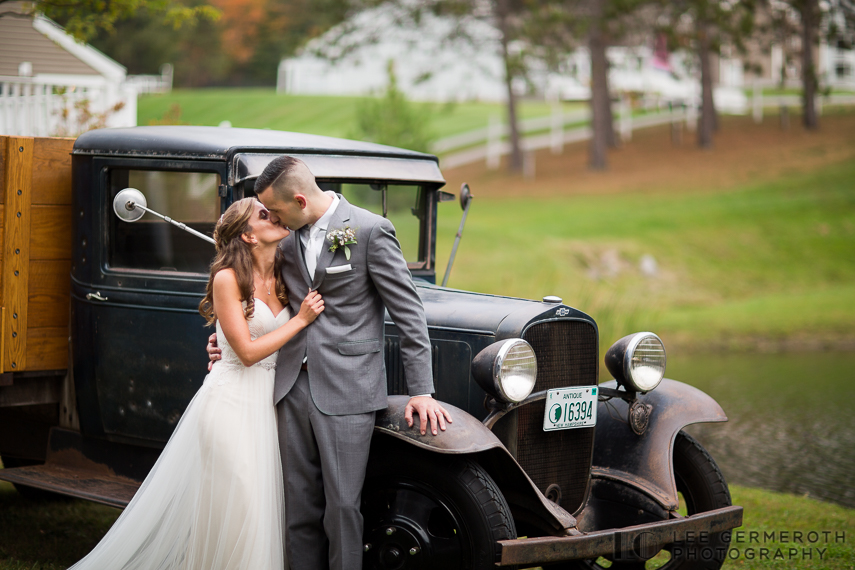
[{"xmin": 255, "ymin": 155, "xmax": 312, "ymax": 201}]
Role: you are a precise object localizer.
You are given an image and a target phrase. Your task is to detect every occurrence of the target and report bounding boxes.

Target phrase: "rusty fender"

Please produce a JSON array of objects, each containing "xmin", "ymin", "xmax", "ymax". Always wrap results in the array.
[
  {"xmin": 374, "ymin": 395, "xmax": 578, "ymax": 535},
  {"xmin": 592, "ymin": 378, "xmax": 727, "ymax": 511}
]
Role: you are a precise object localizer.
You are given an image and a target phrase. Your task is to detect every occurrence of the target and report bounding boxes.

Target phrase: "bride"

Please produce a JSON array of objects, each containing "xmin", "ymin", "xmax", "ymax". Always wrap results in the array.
[{"xmin": 68, "ymin": 197, "xmax": 324, "ymax": 570}]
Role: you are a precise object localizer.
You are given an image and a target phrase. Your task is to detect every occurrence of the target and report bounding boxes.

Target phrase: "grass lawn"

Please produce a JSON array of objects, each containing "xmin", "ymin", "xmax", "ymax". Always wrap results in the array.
[
  {"xmin": 435, "ymin": 111, "xmax": 855, "ymax": 351},
  {"xmin": 1, "ymin": 480, "xmax": 851, "ymax": 569},
  {"xmin": 137, "ymin": 88, "xmax": 580, "ymax": 141}
]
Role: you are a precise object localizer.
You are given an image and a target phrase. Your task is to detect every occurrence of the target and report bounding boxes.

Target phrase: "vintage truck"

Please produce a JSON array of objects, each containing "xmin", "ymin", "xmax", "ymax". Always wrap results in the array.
[{"xmin": 0, "ymin": 128, "xmax": 741, "ymax": 569}]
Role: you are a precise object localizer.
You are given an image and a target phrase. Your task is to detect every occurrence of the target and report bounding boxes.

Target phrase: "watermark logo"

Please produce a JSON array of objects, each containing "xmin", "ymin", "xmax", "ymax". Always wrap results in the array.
[{"xmin": 610, "ymin": 529, "xmax": 846, "ymax": 563}]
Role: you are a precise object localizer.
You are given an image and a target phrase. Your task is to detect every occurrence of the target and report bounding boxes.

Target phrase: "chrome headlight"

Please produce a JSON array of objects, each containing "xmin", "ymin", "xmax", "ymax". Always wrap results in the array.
[
  {"xmin": 472, "ymin": 339, "xmax": 537, "ymax": 403},
  {"xmin": 605, "ymin": 332, "xmax": 666, "ymax": 393}
]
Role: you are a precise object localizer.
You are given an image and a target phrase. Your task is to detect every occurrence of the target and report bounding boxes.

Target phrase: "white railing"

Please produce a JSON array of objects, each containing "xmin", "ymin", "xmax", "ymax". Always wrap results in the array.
[
  {"xmin": 436, "ymin": 90, "xmax": 855, "ymax": 170},
  {"xmin": 125, "ymin": 64, "xmax": 174, "ymax": 95},
  {"xmin": 0, "ymin": 77, "xmax": 136, "ymax": 137}
]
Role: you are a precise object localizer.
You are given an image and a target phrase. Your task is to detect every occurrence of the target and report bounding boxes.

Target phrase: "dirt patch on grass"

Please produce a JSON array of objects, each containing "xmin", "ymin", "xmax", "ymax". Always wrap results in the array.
[{"xmin": 441, "ymin": 110, "xmax": 855, "ymax": 198}]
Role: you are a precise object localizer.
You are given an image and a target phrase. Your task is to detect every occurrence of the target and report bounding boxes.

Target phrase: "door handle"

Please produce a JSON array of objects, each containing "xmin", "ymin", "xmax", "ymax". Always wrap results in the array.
[{"xmin": 86, "ymin": 292, "xmax": 108, "ymax": 302}]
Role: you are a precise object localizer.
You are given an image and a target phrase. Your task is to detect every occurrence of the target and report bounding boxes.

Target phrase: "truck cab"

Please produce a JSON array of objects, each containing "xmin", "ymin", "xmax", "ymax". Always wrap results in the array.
[{"xmin": 0, "ymin": 128, "xmax": 742, "ymax": 569}]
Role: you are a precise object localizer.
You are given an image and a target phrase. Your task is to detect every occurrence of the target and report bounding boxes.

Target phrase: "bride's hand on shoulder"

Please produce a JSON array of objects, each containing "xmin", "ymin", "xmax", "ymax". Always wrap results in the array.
[{"xmin": 296, "ymin": 289, "xmax": 324, "ymax": 327}]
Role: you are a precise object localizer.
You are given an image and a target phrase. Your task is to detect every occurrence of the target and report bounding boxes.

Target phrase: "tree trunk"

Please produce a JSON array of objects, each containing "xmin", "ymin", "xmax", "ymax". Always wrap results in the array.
[
  {"xmin": 697, "ymin": 19, "xmax": 715, "ymax": 148},
  {"xmin": 497, "ymin": 0, "xmax": 523, "ymax": 172},
  {"xmin": 589, "ymin": 12, "xmax": 610, "ymax": 169},
  {"xmin": 801, "ymin": 0, "xmax": 819, "ymax": 130}
]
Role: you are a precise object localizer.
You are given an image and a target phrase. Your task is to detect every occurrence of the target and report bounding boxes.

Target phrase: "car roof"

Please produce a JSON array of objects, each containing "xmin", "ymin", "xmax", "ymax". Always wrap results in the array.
[
  {"xmin": 73, "ymin": 126, "xmax": 446, "ymax": 186},
  {"xmin": 73, "ymin": 126, "xmax": 437, "ymax": 162}
]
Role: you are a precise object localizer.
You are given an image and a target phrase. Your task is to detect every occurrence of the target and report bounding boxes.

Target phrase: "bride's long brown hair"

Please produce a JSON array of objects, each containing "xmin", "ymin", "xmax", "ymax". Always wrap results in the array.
[{"xmin": 198, "ymin": 198, "xmax": 288, "ymax": 326}]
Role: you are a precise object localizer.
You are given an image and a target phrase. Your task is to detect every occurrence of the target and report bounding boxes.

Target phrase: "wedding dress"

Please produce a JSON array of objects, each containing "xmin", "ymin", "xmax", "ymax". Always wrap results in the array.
[{"xmin": 69, "ymin": 299, "xmax": 290, "ymax": 570}]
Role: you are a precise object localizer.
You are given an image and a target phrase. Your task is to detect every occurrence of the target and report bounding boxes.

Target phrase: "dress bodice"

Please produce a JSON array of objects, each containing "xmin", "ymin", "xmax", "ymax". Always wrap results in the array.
[{"xmin": 215, "ymin": 298, "xmax": 291, "ymax": 373}]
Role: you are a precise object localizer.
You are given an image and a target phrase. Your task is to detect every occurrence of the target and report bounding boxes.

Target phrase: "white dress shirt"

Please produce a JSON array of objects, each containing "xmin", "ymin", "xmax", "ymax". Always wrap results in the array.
[{"xmin": 301, "ymin": 191, "xmax": 340, "ymax": 279}]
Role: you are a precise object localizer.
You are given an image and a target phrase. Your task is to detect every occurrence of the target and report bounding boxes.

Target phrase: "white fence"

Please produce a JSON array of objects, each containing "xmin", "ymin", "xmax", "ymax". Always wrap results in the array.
[
  {"xmin": 125, "ymin": 64, "xmax": 174, "ymax": 95},
  {"xmin": 436, "ymin": 91, "xmax": 855, "ymax": 170},
  {"xmin": 0, "ymin": 77, "xmax": 137, "ymax": 137}
]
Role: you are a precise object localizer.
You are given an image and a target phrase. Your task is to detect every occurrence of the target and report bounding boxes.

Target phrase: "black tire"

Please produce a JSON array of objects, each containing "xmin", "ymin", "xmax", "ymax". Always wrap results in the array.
[
  {"xmin": 361, "ymin": 446, "xmax": 516, "ymax": 570},
  {"xmin": 560, "ymin": 431, "xmax": 732, "ymax": 570},
  {"xmin": 0, "ymin": 455, "xmax": 69, "ymax": 502}
]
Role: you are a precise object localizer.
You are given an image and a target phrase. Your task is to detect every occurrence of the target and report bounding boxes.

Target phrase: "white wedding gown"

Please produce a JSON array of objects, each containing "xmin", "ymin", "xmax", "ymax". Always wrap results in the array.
[{"xmin": 69, "ymin": 299, "xmax": 290, "ymax": 570}]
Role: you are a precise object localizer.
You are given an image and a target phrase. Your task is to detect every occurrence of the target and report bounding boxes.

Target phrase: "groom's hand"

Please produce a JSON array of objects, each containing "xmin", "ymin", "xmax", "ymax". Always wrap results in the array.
[
  {"xmin": 206, "ymin": 333, "xmax": 221, "ymax": 371},
  {"xmin": 405, "ymin": 396, "xmax": 453, "ymax": 436}
]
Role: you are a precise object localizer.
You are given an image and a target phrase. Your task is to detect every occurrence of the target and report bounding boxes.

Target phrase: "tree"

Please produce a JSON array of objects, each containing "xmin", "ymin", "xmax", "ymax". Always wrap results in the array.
[
  {"xmin": 771, "ymin": 0, "xmax": 855, "ymax": 130},
  {"xmin": 663, "ymin": 0, "xmax": 757, "ymax": 148},
  {"xmin": 0, "ymin": 0, "xmax": 219, "ymax": 42},
  {"xmin": 351, "ymin": 61, "xmax": 435, "ymax": 152},
  {"xmin": 528, "ymin": 0, "xmax": 655, "ymax": 169},
  {"xmin": 318, "ymin": 0, "xmax": 532, "ymax": 173}
]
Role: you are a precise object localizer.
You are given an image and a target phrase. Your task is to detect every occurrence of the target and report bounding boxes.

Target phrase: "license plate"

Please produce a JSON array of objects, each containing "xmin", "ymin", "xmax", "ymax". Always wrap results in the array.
[{"xmin": 542, "ymin": 386, "xmax": 598, "ymax": 431}]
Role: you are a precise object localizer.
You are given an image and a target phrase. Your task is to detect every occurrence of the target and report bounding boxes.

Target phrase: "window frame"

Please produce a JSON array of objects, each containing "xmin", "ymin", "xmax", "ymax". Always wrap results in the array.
[{"xmin": 96, "ymin": 158, "xmax": 227, "ymax": 288}]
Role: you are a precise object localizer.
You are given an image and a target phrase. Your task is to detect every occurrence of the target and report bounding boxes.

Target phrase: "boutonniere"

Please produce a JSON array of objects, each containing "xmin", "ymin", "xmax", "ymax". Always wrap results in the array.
[{"xmin": 327, "ymin": 227, "xmax": 357, "ymax": 260}]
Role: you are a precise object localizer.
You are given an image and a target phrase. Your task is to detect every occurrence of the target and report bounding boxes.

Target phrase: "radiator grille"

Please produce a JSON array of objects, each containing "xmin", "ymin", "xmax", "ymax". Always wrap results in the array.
[{"xmin": 519, "ymin": 320, "xmax": 598, "ymax": 514}]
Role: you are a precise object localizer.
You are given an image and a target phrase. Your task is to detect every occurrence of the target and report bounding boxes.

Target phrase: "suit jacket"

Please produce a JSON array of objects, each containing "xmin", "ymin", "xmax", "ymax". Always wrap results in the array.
[{"xmin": 273, "ymin": 195, "xmax": 434, "ymax": 415}]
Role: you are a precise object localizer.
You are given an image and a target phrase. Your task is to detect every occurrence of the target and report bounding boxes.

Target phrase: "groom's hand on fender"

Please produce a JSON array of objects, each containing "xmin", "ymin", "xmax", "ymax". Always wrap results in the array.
[
  {"xmin": 206, "ymin": 333, "xmax": 221, "ymax": 372},
  {"xmin": 405, "ymin": 396, "xmax": 453, "ymax": 436}
]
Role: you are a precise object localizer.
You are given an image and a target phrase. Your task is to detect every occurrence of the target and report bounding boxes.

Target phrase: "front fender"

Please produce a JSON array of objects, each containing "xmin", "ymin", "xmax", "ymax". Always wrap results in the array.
[
  {"xmin": 592, "ymin": 378, "xmax": 727, "ymax": 511},
  {"xmin": 375, "ymin": 396, "xmax": 578, "ymax": 535}
]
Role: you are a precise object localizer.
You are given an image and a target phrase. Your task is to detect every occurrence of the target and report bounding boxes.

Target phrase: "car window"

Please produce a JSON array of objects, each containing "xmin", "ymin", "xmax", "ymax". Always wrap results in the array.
[
  {"xmin": 318, "ymin": 182, "xmax": 423, "ymax": 263},
  {"xmin": 108, "ymin": 169, "xmax": 219, "ymax": 274}
]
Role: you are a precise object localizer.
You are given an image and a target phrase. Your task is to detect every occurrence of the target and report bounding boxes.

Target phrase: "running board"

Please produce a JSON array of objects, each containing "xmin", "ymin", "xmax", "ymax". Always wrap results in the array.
[
  {"xmin": 0, "ymin": 463, "xmax": 139, "ymax": 508},
  {"xmin": 0, "ymin": 427, "xmax": 159, "ymax": 508}
]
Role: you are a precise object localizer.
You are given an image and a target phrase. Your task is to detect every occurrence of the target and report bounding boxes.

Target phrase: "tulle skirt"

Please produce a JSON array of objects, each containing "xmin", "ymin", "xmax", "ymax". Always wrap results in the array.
[{"xmin": 68, "ymin": 361, "xmax": 285, "ymax": 570}]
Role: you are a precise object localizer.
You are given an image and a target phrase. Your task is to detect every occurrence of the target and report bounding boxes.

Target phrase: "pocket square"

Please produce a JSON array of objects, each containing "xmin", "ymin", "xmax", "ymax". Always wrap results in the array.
[{"xmin": 327, "ymin": 264, "xmax": 353, "ymax": 274}]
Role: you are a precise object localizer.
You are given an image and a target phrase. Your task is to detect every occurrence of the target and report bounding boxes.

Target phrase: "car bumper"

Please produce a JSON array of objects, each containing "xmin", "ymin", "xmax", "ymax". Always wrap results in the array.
[{"xmin": 497, "ymin": 505, "xmax": 743, "ymax": 566}]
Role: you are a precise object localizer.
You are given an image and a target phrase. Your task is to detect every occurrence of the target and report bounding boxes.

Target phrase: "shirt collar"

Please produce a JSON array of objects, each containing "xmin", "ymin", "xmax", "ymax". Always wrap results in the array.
[{"xmin": 312, "ymin": 191, "xmax": 340, "ymax": 232}]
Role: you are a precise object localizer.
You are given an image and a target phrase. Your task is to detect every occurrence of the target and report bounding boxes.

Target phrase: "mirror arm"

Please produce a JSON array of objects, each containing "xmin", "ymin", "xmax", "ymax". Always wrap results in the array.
[{"xmin": 131, "ymin": 202, "xmax": 216, "ymax": 245}]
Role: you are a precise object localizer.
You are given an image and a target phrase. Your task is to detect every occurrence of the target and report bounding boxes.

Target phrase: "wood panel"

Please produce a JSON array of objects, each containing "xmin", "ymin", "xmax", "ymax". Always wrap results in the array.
[
  {"xmin": 2, "ymin": 137, "xmax": 34, "ymax": 372},
  {"xmin": 25, "ymin": 327, "xmax": 67, "ymax": 371},
  {"xmin": 31, "ymin": 138, "xmax": 74, "ymax": 206},
  {"xmin": 28, "ymin": 260, "xmax": 71, "ymax": 330},
  {"xmin": 0, "ymin": 137, "xmax": 6, "ymax": 205},
  {"xmin": 29, "ymin": 205, "xmax": 72, "ymax": 261}
]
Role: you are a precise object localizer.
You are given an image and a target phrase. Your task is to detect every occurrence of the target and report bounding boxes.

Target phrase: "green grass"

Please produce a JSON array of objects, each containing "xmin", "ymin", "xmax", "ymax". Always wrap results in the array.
[
  {"xmin": 2, "ymin": 480, "xmax": 851, "ymax": 569},
  {"xmin": 137, "ymin": 88, "xmax": 580, "ymax": 141},
  {"xmin": 435, "ymin": 159, "xmax": 855, "ymax": 350}
]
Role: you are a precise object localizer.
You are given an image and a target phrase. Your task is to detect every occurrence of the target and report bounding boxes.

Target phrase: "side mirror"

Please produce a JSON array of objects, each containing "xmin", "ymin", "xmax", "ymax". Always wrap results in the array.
[
  {"xmin": 112, "ymin": 187, "xmax": 216, "ymax": 245},
  {"xmin": 459, "ymin": 183, "xmax": 472, "ymax": 210},
  {"xmin": 113, "ymin": 188, "xmax": 147, "ymax": 222}
]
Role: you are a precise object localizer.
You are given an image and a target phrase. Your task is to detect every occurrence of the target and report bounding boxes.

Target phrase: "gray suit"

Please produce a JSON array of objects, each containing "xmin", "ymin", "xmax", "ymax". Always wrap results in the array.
[{"xmin": 274, "ymin": 195, "xmax": 433, "ymax": 570}]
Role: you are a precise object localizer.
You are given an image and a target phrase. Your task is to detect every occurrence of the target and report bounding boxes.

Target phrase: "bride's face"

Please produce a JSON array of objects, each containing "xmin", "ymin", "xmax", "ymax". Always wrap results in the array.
[{"xmin": 247, "ymin": 200, "xmax": 290, "ymax": 245}]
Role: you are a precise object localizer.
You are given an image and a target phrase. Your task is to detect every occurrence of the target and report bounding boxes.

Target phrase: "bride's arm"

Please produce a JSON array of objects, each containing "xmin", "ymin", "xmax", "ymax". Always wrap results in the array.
[{"xmin": 213, "ymin": 269, "xmax": 324, "ymax": 367}]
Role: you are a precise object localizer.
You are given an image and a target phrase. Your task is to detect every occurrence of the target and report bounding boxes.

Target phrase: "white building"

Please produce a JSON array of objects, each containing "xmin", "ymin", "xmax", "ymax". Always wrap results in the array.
[{"xmin": 0, "ymin": 3, "xmax": 137, "ymax": 136}]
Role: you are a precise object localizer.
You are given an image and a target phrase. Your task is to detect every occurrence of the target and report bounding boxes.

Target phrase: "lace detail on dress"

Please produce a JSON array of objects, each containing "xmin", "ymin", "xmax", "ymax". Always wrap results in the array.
[{"xmin": 213, "ymin": 299, "xmax": 289, "ymax": 385}]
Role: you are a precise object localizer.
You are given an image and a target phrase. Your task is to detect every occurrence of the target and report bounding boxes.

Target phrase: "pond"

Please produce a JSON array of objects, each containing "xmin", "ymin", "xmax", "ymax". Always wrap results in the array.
[{"xmin": 653, "ymin": 351, "xmax": 855, "ymax": 509}]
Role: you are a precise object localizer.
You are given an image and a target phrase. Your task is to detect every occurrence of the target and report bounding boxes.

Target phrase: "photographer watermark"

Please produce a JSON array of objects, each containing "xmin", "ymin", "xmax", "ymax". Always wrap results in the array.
[{"xmin": 611, "ymin": 529, "xmax": 846, "ymax": 562}]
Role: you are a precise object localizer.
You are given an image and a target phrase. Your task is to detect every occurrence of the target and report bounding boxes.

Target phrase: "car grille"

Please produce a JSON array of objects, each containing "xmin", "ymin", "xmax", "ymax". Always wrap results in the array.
[{"xmin": 519, "ymin": 320, "xmax": 598, "ymax": 514}]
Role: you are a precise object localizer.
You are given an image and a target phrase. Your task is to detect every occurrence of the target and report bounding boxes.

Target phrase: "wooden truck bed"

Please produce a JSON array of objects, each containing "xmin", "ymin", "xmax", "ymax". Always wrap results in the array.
[{"xmin": 0, "ymin": 136, "xmax": 74, "ymax": 374}]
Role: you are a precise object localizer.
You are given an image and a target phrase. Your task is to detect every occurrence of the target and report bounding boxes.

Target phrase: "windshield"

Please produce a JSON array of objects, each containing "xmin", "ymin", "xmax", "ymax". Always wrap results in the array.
[{"xmin": 318, "ymin": 182, "xmax": 425, "ymax": 263}]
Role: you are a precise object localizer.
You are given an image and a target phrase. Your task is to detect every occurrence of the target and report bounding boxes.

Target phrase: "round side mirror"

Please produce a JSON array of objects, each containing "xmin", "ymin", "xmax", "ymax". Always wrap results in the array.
[
  {"xmin": 459, "ymin": 183, "xmax": 472, "ymax": 210},
  {"xmin": 113, "ymin": 188, "xmax": 147, "ymax": 222}
]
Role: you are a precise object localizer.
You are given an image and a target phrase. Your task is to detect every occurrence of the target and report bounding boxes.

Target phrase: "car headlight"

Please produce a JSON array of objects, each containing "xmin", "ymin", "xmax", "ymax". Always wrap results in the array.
[
  {"xmin": 605, "ymin": 332, "xmax": 666, "ymax": 393},
  {"xmin": 472, "ymin": 339, "xmax": 537, "ymax": 403}
]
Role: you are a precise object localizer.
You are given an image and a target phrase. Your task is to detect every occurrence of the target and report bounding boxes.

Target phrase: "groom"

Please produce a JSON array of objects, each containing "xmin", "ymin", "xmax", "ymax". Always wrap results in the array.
[{"xmin": 211, "ymin": 155, "xmax": 451, "ymax": 570}]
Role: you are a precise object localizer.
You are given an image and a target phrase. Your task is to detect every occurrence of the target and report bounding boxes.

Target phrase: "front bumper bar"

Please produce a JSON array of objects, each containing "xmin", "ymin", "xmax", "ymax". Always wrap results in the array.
[{"xmin": 497, "ymin": 505, "xmax": 743, "ymax": 566}]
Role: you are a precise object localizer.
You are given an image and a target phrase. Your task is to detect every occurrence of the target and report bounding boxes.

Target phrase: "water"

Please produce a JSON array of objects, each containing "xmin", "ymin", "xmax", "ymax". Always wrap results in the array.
[{"xmin": 659, "ymin": 352, "xmax": 855, "ymax": 509}]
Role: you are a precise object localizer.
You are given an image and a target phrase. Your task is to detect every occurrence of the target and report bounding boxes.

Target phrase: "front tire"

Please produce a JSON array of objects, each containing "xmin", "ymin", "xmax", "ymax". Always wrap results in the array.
[{"xmin": 361, "ymin": 444, "xmax": 516, "ymax": 570}]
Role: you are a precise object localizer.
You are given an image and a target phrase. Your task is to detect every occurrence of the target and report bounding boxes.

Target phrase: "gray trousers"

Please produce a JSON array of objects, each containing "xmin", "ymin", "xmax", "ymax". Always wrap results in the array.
[{"xmin": 277, "ymin": 371, "xmax": 375, "ymax": 570}]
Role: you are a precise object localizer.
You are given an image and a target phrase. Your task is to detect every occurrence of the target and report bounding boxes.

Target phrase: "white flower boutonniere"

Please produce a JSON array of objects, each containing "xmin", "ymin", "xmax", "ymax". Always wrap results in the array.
[{"xmin": 327, "ymin": 227, "xmax": 357, "ymax": 260}]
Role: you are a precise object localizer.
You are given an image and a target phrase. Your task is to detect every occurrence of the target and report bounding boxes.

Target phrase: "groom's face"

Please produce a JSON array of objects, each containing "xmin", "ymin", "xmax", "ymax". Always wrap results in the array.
[{"xmin": 257, "ymin": 186, "xmax": 299, "ymax": 230}]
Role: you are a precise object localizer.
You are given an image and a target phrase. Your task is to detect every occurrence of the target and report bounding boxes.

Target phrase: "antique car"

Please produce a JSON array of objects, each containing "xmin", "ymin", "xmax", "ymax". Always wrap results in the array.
[{"xmin": 0, "ymin": 128, "xmax": 741, "ymax": 569}]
